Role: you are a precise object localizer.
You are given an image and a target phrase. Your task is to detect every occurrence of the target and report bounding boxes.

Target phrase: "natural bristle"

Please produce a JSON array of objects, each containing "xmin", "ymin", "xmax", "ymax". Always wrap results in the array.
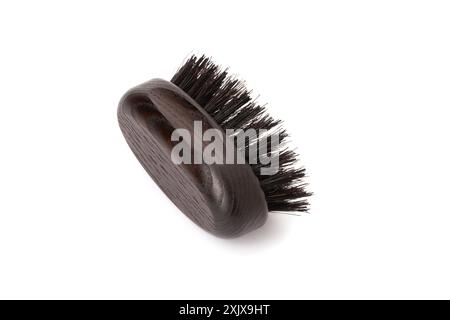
[{"xmin": 171, "ymin": 55, "xmax": 311, "ymax": 212}]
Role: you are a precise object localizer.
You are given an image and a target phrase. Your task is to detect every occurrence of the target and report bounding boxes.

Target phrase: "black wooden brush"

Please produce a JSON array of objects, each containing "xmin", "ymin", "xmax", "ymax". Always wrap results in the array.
[{"xmin": 118, "ymin": 54, "xmax": 311, "ymax": 238}]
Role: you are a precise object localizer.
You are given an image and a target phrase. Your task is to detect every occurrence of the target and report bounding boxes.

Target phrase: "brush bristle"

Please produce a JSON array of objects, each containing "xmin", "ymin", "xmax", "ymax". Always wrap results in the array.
[{"xmin": 171, "ymin": 55, "xmax": 311, "ymax": 212}]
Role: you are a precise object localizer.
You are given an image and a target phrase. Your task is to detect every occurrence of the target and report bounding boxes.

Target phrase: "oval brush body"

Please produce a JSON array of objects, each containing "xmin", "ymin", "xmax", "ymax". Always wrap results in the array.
[{"xmin": 118, "ymin": 55, "xmax": 311, "ymax": 238}]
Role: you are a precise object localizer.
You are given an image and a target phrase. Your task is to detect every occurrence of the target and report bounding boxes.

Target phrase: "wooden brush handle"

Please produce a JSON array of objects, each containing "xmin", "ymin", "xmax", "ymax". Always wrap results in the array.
[{"xmin": 118, "ymin": 79, "xmax": 268, "ymax": 237}]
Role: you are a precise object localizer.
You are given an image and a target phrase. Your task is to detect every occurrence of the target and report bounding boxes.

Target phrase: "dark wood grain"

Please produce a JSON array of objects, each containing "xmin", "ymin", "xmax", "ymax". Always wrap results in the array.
[{"xmin": 118, "ymin": 79, "xmax": 268, "ymax": 237}]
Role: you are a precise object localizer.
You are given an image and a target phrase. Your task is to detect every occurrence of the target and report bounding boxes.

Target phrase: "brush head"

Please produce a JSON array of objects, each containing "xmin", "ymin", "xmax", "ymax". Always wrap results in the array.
[
  {"xmin": 171, "ymin": 55, "xmax": 311, "ymax": 212},
  {"xmin": 118, "ymin": 55, "xmax": 310, "ymax": 238}
]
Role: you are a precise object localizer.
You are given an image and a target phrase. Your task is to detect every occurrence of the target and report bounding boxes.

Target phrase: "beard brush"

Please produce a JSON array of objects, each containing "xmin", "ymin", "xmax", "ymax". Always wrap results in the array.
[{"xmin": 118, "ymin": 54, "xmax": 311, "ymax": 238}]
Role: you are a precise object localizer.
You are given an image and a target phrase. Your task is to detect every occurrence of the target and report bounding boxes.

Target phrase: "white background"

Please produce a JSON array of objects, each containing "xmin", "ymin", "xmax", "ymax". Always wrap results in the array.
[{"xmin": 1, "ymin": 1, "xmax": 449, "ymax": 299}]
